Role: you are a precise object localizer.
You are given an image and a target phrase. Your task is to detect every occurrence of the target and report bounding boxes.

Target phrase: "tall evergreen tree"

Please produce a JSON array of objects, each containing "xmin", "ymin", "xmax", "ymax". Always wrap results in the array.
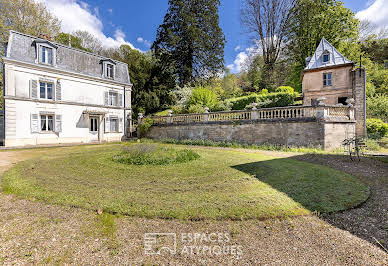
[{"xmin": 153, "ymin": 0, "xmax": 225, "ymax": 86}]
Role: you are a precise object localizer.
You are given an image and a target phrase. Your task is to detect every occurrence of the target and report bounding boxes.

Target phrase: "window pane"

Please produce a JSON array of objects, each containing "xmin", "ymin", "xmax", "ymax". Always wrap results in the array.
[
  {"xmin": 42, "ymin": 47, "xmax": 46, "ymax": 63},
  {"xmin": 48, "ymin": 116, "xmax": 53, "ymax": 131},
  {"xmin": 94, "ymin": 119, "xmax": 98, "ymax": 131},
  {"xmin": 110, "ymin": 119, "xmax": 117, "ymax": 132},
  {"xmin": 41, "ymin": 115, "xmax": 47, "ymax": 131},
  {"xmin": 47, "ymin": 83, "xmax": 53, "ymax": 99},
  {"xmin": 47, "ymin": 48, "xmax": 53, "ymax": 64},
  {"xmin": 40, "ymin": 82, "xmax": 46, "ymax": 98}
]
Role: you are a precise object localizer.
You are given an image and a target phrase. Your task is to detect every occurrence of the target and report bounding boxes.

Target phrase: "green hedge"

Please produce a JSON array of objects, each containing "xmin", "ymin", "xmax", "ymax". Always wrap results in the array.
[
  {"xmin": 366, "ymin": 118, "xmax": 388, "ymax": 139},
  {"xmin": 225, "ymin": 91, "xmax": 298, "ymax": 110}
]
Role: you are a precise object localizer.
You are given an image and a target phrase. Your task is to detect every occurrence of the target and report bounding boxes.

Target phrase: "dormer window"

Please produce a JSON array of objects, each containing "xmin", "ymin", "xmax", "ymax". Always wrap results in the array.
[
  {"xmin": 41, "ymin": 47, "xmax": 53, "ymax": 64},
  {"xmin": 106, "ymin": 63, "xmax": 114, "ymax": 79},
  {"xmin": 34, "ymin": 40, "xmax": 57, "ymax": 66},
  {"xmin": 322, "ymin": 51, "xmax": 330, "ymax": 63},
  {"xmin": 101, "ymin": 59, "xmax": 116, "ymax": 79}
]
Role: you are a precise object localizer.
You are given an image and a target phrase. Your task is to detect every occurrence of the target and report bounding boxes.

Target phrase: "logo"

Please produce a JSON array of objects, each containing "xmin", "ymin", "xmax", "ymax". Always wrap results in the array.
[{"xmin": 144, "ymin": 233, "xmax": 177, "ymax": 255}]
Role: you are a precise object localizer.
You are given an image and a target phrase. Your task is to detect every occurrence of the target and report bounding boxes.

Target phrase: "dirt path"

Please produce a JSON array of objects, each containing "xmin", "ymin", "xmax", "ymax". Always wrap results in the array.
[{"xmin": 0, "ymin": 148, "xmax": 387, "ymax": 264}]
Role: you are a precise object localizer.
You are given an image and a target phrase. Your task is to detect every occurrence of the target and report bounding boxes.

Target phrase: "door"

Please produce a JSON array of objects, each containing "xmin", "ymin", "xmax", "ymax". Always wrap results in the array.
[{"xmin": 89, "ymin": 117, "xmax": 99, "ymax": 141}]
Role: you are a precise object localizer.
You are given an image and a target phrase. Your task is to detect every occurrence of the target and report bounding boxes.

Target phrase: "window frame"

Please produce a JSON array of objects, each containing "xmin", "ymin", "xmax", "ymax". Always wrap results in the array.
[
  {"xmin": 89, "ymin": 117, "xmax": 99, "ymax": 133},
  {"xmin": 102, "ymin": 60, "xmax": 116, "ymax": 79},
  {"xmin": 323, "ymin": 72, "xmax": 333, "ymax": 87},
  {"xmin": 39, "ymin": 81, "xmax": 54, "ymax": 100},
  {"xmin": 322, "ymin": 52, "xmax": 330, "ymax": 64},
  {"xmin": 36, "ymin": 42, "xmax": 57, "ymax": 66},
  {"xmin": 108, "ymin": 91, "xmax": 118, "ymax": 106},
  {"xmin": 106, "ymin": 63, "xmax": 114, "ymax": 79},
  {"xmin": 110, "ymin": 117, "xmax": 119, "ymax": 133},
  {"xmin": 40, "ymin": 114, "xmax": 54, "ymax": 132}
]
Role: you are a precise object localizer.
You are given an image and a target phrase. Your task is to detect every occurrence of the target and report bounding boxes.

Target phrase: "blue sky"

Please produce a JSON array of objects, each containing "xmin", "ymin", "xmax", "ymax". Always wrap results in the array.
[{"xmin": 39, "ymin": 0, "xmax": 388, "ymax": 72}]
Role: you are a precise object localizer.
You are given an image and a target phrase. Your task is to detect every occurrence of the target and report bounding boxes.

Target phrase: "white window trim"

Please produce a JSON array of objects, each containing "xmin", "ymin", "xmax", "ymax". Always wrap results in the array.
[
  {"xmin": 39, "ymin": 113, "xmax": 55, "ymax": 133},
  {"xmin": 102, "ymin": 61, "xmax": 115, "ymax": 79},
  {"xmin": 108, "ymin": 91, "xmax": 118, "ymax": 106},
  {"xmin": 39, "ymin": 80, "xmax": 55, "ymax": 100},
  {"xmin": 109, "ymin": 116, "xmax": 119, "ymax": 133},
  {"xmin": 36, "ymin": 43, "xmax": 57, "ymax": 66}
]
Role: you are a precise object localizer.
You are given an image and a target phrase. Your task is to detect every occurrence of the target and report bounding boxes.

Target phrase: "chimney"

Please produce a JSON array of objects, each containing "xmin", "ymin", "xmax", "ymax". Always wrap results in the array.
[{"xmin": 38, "ymin": 33, "xmax": 53, "ymax": 41}]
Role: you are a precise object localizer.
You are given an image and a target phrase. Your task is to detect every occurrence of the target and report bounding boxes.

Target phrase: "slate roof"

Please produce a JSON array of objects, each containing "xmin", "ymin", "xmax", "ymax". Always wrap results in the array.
[
  {"xmin": 305, "ymin": 37, "xmax": 353, "ymax": 71},
  {"xmin": 4, "ymin": 31, "xmax": 131, "ymax": 85}
]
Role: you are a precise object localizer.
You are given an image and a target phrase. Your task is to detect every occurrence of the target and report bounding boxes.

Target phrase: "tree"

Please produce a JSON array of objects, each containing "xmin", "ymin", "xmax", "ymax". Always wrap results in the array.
[
  {"xmin": 73, "ymin": 30, "xmax": 104, "ymax": 55},
  {"xmin": 110, "ymin": 45, "xmax": 176, "ymax": 116},
  {"xmin": 0, "ymin": 0, "xmax": 61, "ymax": 53},
  {"xmin": 241, "ymin": 0, "xmax": 296, "ymax": 90},
  {"xmin": 153, "ymin": 0, "xmax": 225, "ymax": 86},
  {"xmin": 0, "ymin": 0, "xmax": 61, "ymax": 108},
  {"xmin": 286, "ymin": 0, "xmax": 359, "ymax": 68},
  {"xmin": 55, "ymin": 33, "xmax": 92, "ymax": 52}
]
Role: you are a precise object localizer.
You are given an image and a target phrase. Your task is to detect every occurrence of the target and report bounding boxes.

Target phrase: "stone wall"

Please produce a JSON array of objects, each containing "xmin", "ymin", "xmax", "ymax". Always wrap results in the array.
[
  {"xmin": 302, "ymin": 65, "xmax": 353, "ymax": 106},
  {"xmin": 146, "ymin": 118, "xmax": 355, "ymax": 150},
  {"xmin": 353, "ymin": 68, "xmax": 367, "ymax": 137}
]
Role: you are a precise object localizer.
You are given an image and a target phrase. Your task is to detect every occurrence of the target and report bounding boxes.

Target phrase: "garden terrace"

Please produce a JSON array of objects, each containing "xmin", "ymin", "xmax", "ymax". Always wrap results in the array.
[{"xmin": 141, "ymin": 106, "xmax": 356, "ymax": 150}]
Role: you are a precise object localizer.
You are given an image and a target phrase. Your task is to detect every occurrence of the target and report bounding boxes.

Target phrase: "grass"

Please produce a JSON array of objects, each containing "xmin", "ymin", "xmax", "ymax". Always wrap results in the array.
[
  {"xmin": 1, "ymin": 144, "xmax": 369, "ymax": 220},
  {"xmin": 113, "ymin": 144, "xmax": 200, "ymax": 165}
]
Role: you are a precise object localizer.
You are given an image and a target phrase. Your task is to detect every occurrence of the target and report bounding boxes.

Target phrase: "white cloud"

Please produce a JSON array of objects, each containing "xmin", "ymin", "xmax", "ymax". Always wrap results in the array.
[
  {"xmin": 36, "ymin": 0, "xmax": 137, "ymax": 49},
  {"xmin": 107, "ymin": 8, "xmax": 113, "ymax": 14},
  {"xmin": 136, "ymin": 36, "xmax": 152, "ymax": 48},
  {"xmin": 356, "ymin": 0, "xmax": 388, "ymax": 31},
  {"xmin": 228, "ymin": 44, "xmax": 261, "ymax": 73},
  {"xmin": 234, "ymin": 45, "xmax": 241, "ymax": 52}
]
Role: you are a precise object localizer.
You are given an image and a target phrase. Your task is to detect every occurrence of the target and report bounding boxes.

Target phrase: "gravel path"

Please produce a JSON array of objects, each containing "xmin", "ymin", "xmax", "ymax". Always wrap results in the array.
[{"xmin": 0, "ymin": 148, "xmax": 387, "ymax": 264}]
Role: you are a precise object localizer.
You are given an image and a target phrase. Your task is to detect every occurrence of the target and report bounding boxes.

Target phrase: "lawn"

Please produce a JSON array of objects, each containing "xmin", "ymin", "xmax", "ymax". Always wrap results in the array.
[{"xmin": 1, "ymin": 144, "xmax": 369, "ymax": 220}]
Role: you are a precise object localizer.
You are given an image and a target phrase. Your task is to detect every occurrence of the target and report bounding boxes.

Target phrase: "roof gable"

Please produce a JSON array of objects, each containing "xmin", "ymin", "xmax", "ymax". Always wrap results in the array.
[{"xmin": 305, "ymin": 37, "xmax": 352, "ymax": 70}]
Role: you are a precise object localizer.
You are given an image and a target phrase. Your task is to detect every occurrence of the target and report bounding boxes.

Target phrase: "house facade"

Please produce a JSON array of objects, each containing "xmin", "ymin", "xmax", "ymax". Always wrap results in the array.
[
  {"xmin": 0, "ymin": 31, "xmax": 132, "ymax": 147},
  {"xmin": 302, "ymin": 37, "xmax": 366, "ymax": 136}
]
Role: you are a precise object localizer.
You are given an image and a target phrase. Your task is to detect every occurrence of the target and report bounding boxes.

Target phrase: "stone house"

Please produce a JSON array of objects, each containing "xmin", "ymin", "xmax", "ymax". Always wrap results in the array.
[
  {"xmin": 0, "ymin": 31, "xmax": 132, "ymax": 147},
  {"xmin": 302, "ymin": 37, "xmax": 366, "ymax": 136}
]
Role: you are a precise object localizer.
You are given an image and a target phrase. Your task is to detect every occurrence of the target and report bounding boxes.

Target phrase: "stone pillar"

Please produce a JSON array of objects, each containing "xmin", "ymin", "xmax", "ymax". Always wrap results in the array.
[
  {"xmin": 353, "ymin": 68, "xmax": 367, "ymax": 137},
  {"xmin": 316, "ymin": 106, "xmax": 328, "ymax": 119},
  {"xmin": 126, "ymin": 110, "xmax": 132, "ymax": 137},
  {"xmin": 251, "ymin": 103, "xmax": 258, "ymax": 120},
  {"xmin": 167, "ymin": 110, "xmax": 173, "ymax": 124},
  {"xmin": 204, "ymin": 107, "xmax": 209, "ymax": 122}
]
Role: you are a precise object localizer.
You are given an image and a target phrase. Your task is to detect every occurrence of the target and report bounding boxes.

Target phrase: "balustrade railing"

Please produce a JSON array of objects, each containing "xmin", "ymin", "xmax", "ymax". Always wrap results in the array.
[{"xmin": 141, "ymin": 106, "xmax": 354, "ymax": 126}]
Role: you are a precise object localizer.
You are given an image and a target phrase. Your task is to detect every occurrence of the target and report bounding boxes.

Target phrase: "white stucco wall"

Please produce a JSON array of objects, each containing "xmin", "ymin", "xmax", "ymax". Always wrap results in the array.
[{"xmin": 3, "ymin": 61, "xmax": 131, "ymax": 147}]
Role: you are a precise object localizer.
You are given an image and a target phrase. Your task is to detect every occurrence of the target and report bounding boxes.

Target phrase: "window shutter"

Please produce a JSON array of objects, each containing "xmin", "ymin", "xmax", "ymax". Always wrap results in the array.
[
  {"xmin": 104, "ymin": 91, "xmax": 109, "ymax": 106},
  {"xmin": 118, "ymin": 93, "xmax": 123, "ymax": 107},
  {"xmin": 119, "ymin": 117, "xmax": 123, "ymax": 133},
  {"xmin": 30, "ymin": 114, "xmax": 39, "ymax": 133},
  {"xmin": 56, "ymin": 82, "xmax": 62, "ymax": 101},
  {"xmin": 30, "ymin": 80, "xmax": 38, "ymax": 98},
  {"xmin": 104, "ymin": 117, "xmax": 110, "ymax": 133},
  {"xmin": 55, "ymin": 115, "xmax": 62, "ymax": 132}
]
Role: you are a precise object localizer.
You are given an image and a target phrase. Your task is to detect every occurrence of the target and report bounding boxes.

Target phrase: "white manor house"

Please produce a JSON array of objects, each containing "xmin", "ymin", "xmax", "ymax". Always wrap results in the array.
[{"xmin": 0, "ymin": 31, "xmax": 132, "ymax": 147}]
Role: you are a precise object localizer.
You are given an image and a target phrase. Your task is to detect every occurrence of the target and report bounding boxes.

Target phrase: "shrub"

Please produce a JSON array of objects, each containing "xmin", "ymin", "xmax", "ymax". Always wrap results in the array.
[
  {"xmin": 138, "ymin": 117, "xmax": 153, "ymax": 137},
  {"xmin": 367, "ymin": 94, "xmax": 388, "ymax": 122},
  {"xmin": 366, "ymin": 118, "xmax": 388, "ymax": 139},
  {"xmin": 113, "ymin": 144, "xmax": 200, "ymax": 165},
  {"xmin": 225, "ymin": 91, "xmax": 298, "ymax": 110},
  {"xmin": 187, "ymin": 87, "xmax": 218, "ymax": 109},
  {"xmin": 188, "ymin": 104, "xmax": 205, "ymax": 114},
  {"xmin": 275, "ymin": 86, "xmax": 294, "ymax": 94}
]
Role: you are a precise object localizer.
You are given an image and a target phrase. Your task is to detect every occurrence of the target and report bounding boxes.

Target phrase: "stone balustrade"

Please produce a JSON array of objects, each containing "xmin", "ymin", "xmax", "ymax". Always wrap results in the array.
[{"xmin": 143, "ymin": 105, "xmax": 354, "ymax": 126}]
